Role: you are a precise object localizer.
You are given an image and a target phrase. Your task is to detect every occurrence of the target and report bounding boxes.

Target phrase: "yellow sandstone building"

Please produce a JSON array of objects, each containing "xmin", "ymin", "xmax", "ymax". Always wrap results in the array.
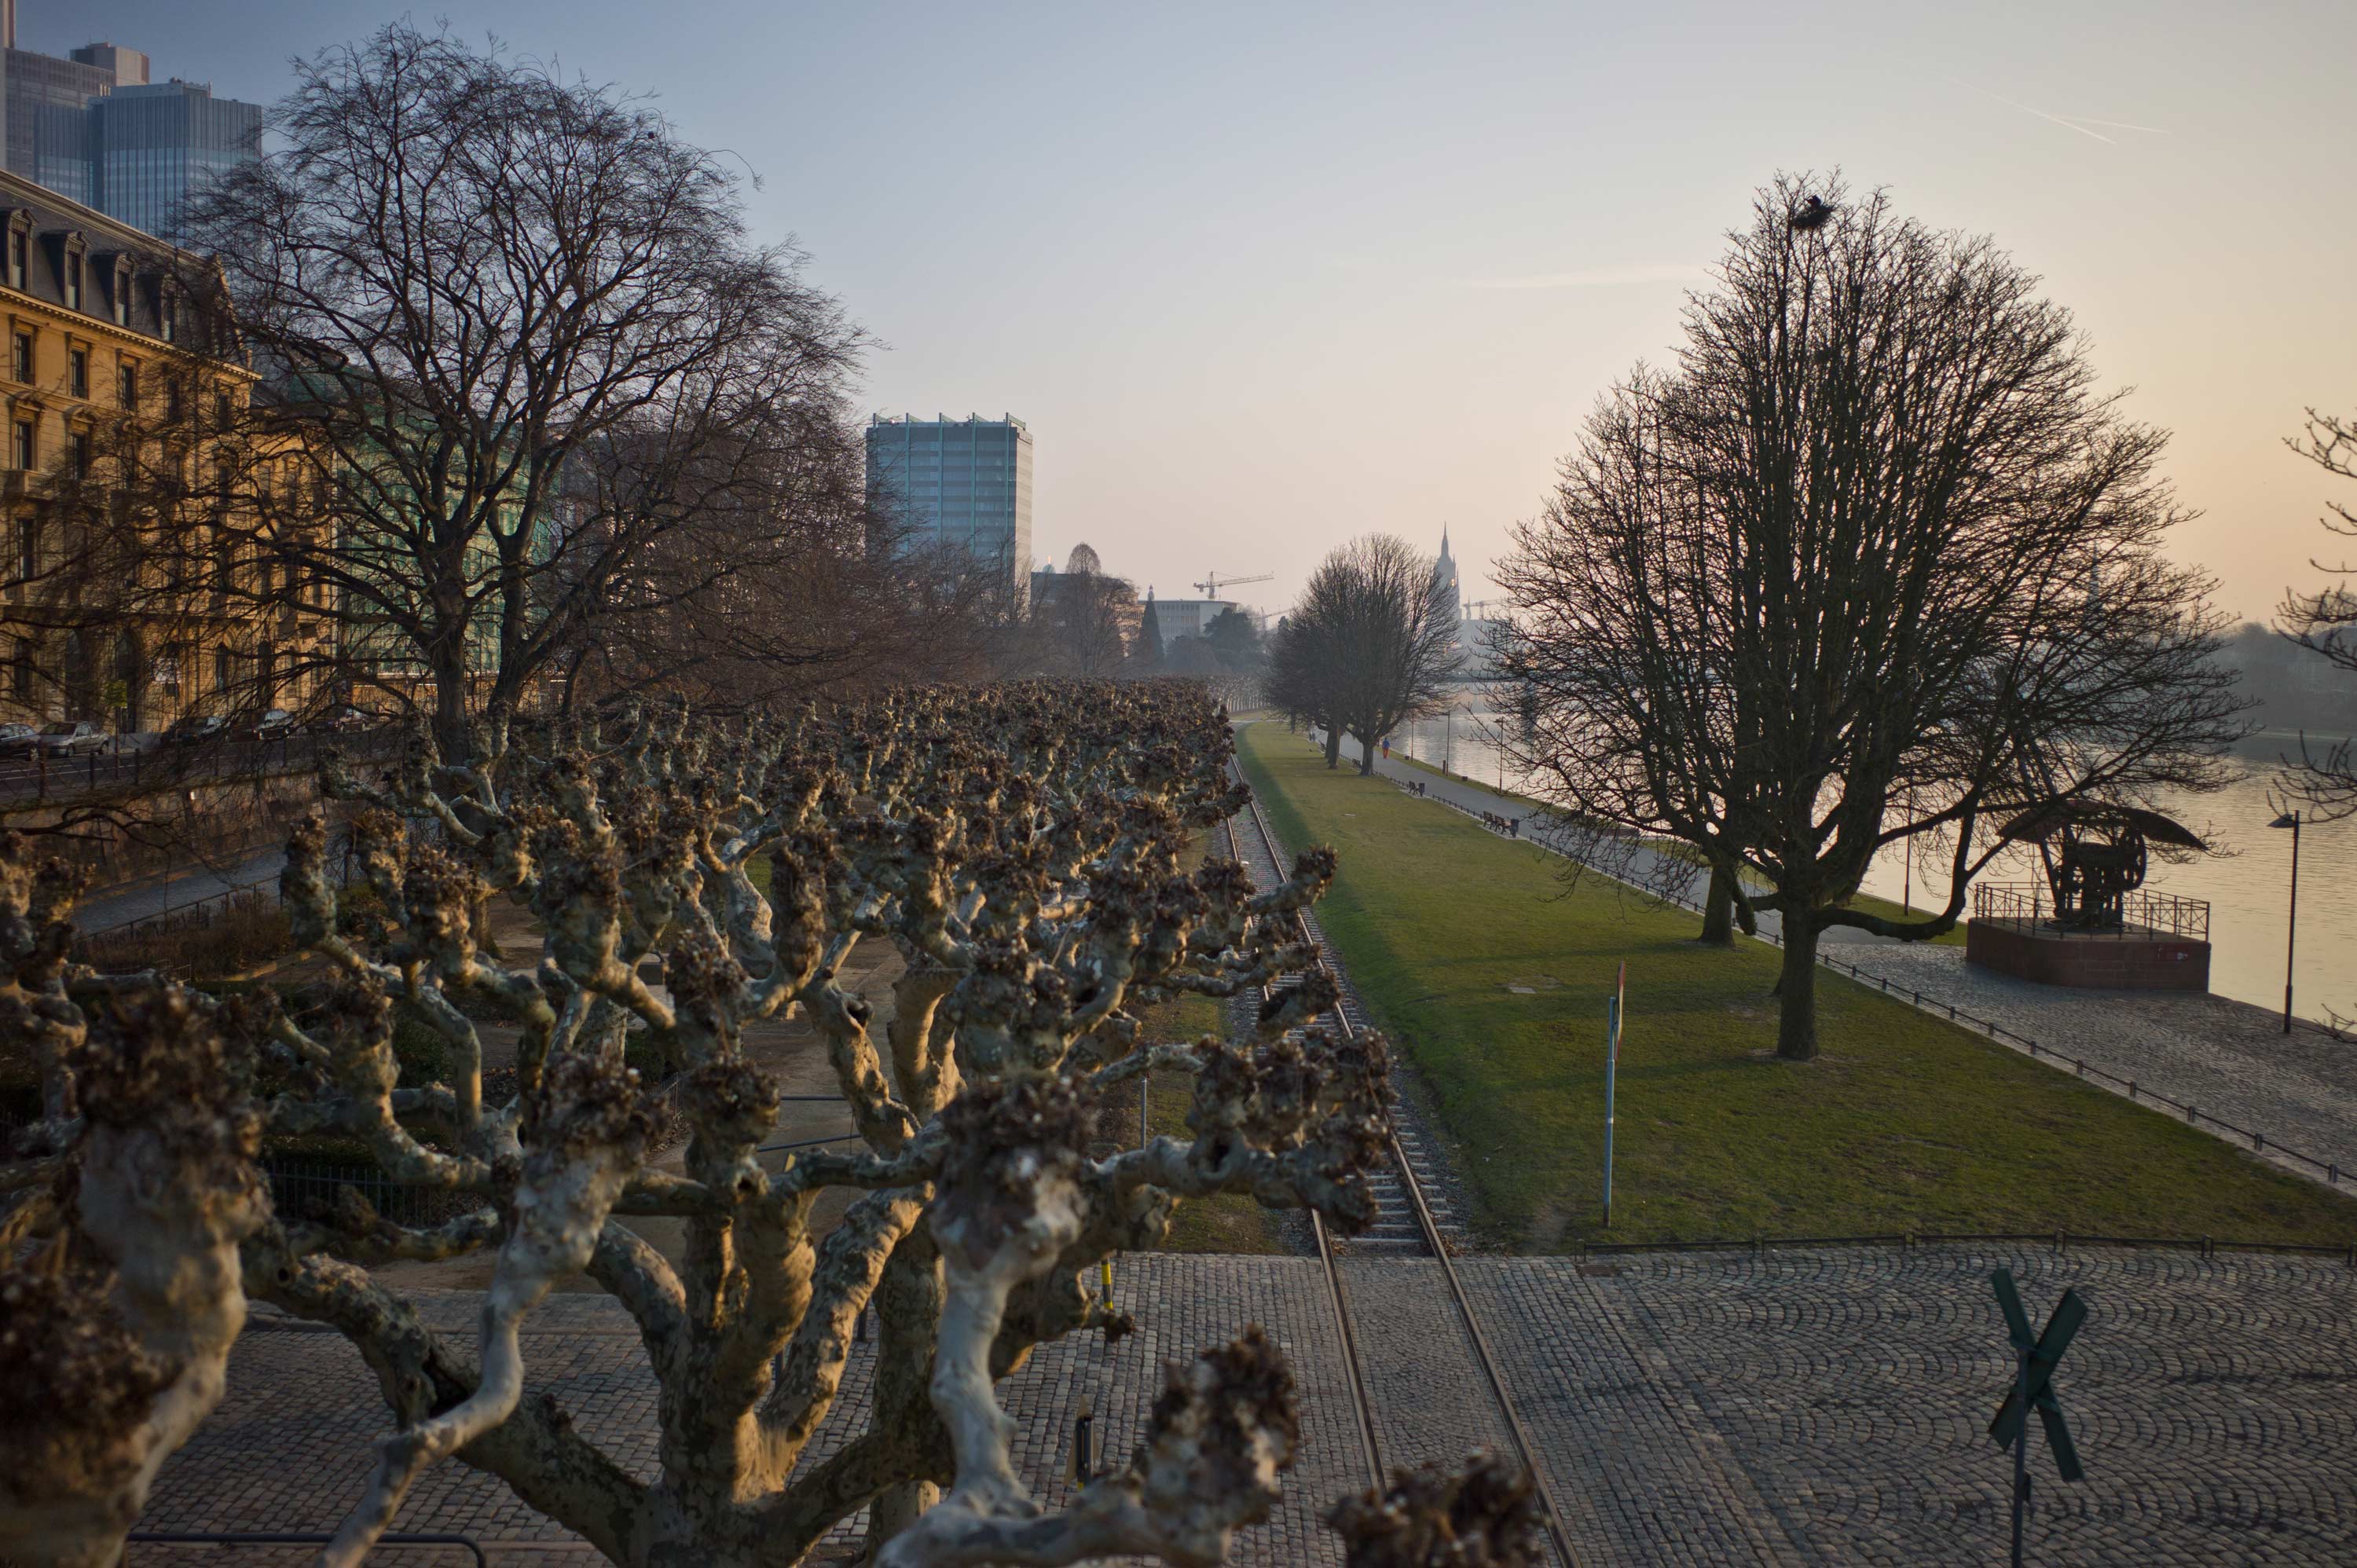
[{"xmin": 1, "ymin": 168, "xmax": 325, "ymax": 735}]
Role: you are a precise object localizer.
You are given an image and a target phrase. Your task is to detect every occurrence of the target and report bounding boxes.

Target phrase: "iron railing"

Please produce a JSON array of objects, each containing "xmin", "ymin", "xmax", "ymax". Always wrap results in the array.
[{"xmin": 1972, "ymin": 881, "xmax": 2212, "ymax": 943}]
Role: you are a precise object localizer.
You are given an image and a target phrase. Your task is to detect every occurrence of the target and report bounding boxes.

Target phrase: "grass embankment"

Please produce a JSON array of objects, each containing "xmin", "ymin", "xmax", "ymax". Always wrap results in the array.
[
  {"xmin": 1344, "ymin": 738, "xmax": 1964, "ymax": 944},
  {"xmin": 1236, "ymin": 721, "xmax": 2357, "ymax": 1250}
]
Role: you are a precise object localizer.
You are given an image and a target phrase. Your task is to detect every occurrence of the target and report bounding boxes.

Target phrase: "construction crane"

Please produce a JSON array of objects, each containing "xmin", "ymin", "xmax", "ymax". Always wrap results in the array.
[{"xmin": 1194, "ymin": 570, "xmax": 1274, "ymax": 600}]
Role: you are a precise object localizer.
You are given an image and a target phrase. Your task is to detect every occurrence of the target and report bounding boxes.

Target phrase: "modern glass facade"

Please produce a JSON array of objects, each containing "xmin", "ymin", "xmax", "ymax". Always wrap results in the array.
[
  {"xmin": 2, "ymin": 41, "xmax": 259, "ymax": 241},
  {"xmin": 89, "ymin": 82, "xmax": 261, "ymax": 240},
  {"xmin": 865, "ymin": 413, "xmax": 1033, "ymax": 592},
  {"xmin": 4, "ymin": 49, "xmax": 113, "ymax": 208}
]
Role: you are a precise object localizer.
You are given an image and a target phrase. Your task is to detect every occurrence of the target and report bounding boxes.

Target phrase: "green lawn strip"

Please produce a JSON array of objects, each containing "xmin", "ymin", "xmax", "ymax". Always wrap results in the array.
[
  {"xmin": 1234, "ymin": 722, "xmax": 2357, "ymax": 1251},
  {"xmin": 1277, "ymin": 727, "xmax": 1963, "ymax": 947}
]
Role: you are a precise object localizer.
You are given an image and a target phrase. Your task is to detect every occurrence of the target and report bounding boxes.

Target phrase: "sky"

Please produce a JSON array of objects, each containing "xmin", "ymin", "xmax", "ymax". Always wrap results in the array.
[{"xmin": 35, "ymin": 1, "xmax": 2357, "ymax": 625}]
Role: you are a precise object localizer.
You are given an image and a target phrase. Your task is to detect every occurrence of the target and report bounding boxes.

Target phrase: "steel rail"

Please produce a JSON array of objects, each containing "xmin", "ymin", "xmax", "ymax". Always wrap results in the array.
[
  {"xmin": 1223, "ymin": 801, "xmax": 1387, "ymax": 1498},
  {"xmin": 1231, "ymin": 766, "xmax": 1583, "ymax": 1568}
]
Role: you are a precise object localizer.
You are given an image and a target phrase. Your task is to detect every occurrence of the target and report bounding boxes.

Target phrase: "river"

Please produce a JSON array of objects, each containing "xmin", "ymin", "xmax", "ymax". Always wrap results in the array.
[{"xmin": 1383, "ymin": 708, "xmax": 2357, "ymax": 1027}]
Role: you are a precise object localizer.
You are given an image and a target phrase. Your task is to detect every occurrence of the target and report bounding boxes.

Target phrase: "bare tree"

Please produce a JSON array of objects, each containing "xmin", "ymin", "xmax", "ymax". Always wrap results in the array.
[
  {"xmin": 2278, "ymin": 407, "xmax": 2357, "ymax": 822},
  {"xmin": 1498, "ymin": 176, "xmax": 2245, "ymax": 1061},
  {"xmin": 168, "ymin": 23, "xmax": 866, "ymax": 763},
  {"xmin": 1290, "ymin": 536, "xmax": 1459, "ymax": 777},
  {"xmin": 1031, "ymin": 566, "xmax": 1140, "ymax": 679},
  {"xmin": 1264, "ymin": 612, "xmax": 1343, "ymax": 768},
  {"xmin": 0, "ymin": 683, "xmax": 1501, "ymax": 1568}
]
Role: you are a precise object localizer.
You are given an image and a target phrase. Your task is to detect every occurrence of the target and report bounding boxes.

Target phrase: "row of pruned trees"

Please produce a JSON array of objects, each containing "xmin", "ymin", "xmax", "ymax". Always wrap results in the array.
[
  {"xmin": 1266, "ymin": 535, "xmax": 1461, "ymax": 774},
  {"xmin": 1494, "ymin": 176, "xmax": 2249, "ymax": 1061},
  {"xmin": 0, "ymin": 682, "xmax": 1543, "ymax": 1568}
]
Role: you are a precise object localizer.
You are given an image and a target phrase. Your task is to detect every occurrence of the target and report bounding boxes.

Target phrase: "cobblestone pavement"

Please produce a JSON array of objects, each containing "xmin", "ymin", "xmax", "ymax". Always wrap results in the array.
[
  {"xmin": 138, "ymin": 1247, "xmax": 2357, "ymax": 1566},
  {"xmin": 1853, "ymin": 944, "xmax": 2357, "ymax": 1181}
]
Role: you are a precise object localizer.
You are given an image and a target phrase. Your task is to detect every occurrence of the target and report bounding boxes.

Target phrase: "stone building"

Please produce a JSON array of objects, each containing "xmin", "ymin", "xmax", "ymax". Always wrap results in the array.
[{"xmin": 1, "ymin": 167, "xmax": 324, "ymax": 732}]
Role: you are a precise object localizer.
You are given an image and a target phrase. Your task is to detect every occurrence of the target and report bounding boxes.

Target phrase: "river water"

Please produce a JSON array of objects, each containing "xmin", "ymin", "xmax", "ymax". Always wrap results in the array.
[{"xmin": 1385, "ymin": 709, "xmax": 2357, "ymax": 1027}]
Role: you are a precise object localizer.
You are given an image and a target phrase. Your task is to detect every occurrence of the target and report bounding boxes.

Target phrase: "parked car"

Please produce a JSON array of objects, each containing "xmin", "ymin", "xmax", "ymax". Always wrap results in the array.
[
  {"xmin": 246, "ymin": 709, "xmax": 297, "ymax": 742},
  {"xmin": 31, "ymin": 720, "xmax": 108, "ymax": 757},
  {"xmin": 163, "ymin": 713, "xmax": 231, "ymax": 746},
  {"xmin": 0, "ymin": 722, "xmax": 38, "ymax": 757},
  {"xmin": 306, "ymin": 704, "xmax": 380, "ymax": 735}
]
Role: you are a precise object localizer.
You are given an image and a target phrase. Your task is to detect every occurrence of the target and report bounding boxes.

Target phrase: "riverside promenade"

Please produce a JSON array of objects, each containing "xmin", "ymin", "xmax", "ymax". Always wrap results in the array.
[{"xmin": 1296, "ymin": 724, "xmax": 2357, "ymax": 1188}]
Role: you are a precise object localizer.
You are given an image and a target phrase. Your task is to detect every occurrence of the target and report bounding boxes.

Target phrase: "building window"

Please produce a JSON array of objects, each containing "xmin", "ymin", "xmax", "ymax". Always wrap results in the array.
[
  {"xmin": 214, "ymin": 392, "xmax": 232, "ymax": 428},
  {"xmin": 9, "ymin": 333, "xmax": 27, "ymax": 383},
  {"xmin": 10, "ymin": 639, "xmax": 33, "ymax": 701},
  {"xmin": 68, "ymin": 431, "xmax": 90, "ymax": 480},
  {"xmin": 5, "ymin": 229, "xmax": 23, "ymax": 291},
  {"xmin": 69, "ymin": 348, "xmax": 87, "ymax": 398},
  {"xmin": 164, "ymin": 378, "xmax": 182, "ymax": 423},
  {"xmin": 64, "ymin": 254, "xmax": 82, "ymax": 312},
  {"xmin": 112, "ymin": 262, "xmax": 132, "ymax": 328},
  {"xmin": 11, "ymin": 420, "xmax": 31, "ymax": 471},
  {"xmin": 119, "ymin": 361, "xmax": 137, "ymax": 410}
]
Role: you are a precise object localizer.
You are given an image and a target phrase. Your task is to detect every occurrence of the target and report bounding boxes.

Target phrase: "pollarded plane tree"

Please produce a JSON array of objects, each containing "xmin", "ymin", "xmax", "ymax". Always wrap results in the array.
[{"xmin": 0, "ymin": 682, "xmax": 1541, "ymax": 1568}]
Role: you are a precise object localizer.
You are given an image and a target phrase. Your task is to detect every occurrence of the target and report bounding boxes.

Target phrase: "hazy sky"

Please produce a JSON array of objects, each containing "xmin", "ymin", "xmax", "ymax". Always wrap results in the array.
[{"xmin": 38, "ymin": 1, "xmax": 2357, "ymax": 624}]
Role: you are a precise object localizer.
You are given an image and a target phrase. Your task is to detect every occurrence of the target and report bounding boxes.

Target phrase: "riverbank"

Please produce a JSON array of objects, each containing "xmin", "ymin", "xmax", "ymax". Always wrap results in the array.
[{"xmin": 1234, "ymin": 722, "xmax": 2357, "ymax": 1249}]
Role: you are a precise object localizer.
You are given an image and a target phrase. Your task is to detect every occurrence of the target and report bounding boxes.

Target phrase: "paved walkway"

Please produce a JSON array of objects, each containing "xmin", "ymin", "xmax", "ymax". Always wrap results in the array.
[
  {"xmin": 1284, "ymin": 724, "xmax": 2357, "ymax": 1189},
  {"xmin": 75, "ymin": 844, "xmax": 288, "ymax": 936},
  {"xmin": 137, "ymin": 1247, "xmax": 2357, "ymax": 1565}
]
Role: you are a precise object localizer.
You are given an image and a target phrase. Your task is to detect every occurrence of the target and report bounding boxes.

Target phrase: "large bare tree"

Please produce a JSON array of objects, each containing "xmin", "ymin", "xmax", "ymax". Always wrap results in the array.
[
  {"xmin": 1498, "ymin": 176, "xmax": 2245, "ymax": 1061},
  {"xmin": 170, "ymin": 23, "xmax": 867, "ymax": 762},
  {"xmin": 1278, "ymin": 537, "xmax": 1460, "ymax": 777},
  {"xmin": 0, "ymin": 683, "xmax": 1556, "ymax": 1568}
]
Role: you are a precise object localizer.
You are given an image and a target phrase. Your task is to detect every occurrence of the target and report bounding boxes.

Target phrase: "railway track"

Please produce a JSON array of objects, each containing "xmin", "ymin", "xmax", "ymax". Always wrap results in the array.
[{"xmin": 1222, "ymin": 769, "xmax": 1582, "ymax": 1567}]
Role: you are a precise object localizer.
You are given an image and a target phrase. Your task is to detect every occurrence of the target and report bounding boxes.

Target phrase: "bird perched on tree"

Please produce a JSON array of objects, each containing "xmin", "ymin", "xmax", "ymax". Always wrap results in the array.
[{"xmin": 1790, "ymin": 195, "xmax": 1835, "ymax": 231}]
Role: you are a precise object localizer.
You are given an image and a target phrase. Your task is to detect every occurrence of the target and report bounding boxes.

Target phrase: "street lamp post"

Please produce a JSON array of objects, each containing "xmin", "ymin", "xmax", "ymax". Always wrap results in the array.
[{"xmin": 2268, "ymin": 809, "xmax": 2300, "ymax": 1034}]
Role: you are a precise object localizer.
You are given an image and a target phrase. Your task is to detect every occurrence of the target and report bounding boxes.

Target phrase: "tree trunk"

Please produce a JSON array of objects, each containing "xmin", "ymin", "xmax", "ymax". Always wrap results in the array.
[
  {"xmin": 1699, "ymin": 865, "xmax": 1736, "ymax": 946},
  {"xmin": 1774, "ymin": 918, "xmax": 1820, "ymax": 1061},
  {"xmin": 1322, "ymin": 725, "xmax": 1342, "ymax": 770},
  {"xmin": 1354, "ymin": 733, "xmax": 1374, "ymax": 776},
  {"xmin": 861, "ymin": 1230, "xmax": 945, "ymax": 1563}
]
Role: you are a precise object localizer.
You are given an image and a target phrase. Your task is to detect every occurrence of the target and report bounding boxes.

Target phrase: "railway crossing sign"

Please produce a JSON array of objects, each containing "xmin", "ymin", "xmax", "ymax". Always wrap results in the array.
[{"xmin": 1987, "ymin": 1269, "xmax": 2087, "ymax": 1566}]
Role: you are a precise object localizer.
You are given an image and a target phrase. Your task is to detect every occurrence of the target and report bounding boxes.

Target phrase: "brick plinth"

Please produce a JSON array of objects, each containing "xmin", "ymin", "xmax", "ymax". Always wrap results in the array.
[{"xmin": 1965, "ymin": 918, "xmax": 2210, "ymax": 991}]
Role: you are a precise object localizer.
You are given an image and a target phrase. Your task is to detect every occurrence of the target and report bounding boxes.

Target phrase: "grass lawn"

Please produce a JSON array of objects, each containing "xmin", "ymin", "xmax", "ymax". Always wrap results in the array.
[
  {"xmin": 1360, "ymin": 740, "xmax": 1962, "ymax": 943},
  {"xmin": 1235, "ymin": 721, "xmax": 2357, "ymax": 1250}
]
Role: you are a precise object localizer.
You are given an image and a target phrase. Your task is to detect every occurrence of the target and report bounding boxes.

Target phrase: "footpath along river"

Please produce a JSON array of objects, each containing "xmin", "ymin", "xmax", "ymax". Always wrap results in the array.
[{"xmin": 1381, "ymin": 709, "xmax": 2357, "ymax": 1029}]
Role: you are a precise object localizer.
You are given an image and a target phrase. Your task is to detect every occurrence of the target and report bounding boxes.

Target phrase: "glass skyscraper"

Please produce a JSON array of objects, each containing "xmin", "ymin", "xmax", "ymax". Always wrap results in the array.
[
  {"xmin": 865, "ymin": 413, "xmax": 1034, "ymax": 593},
  {"xmin": 1, "ymin": 12, "xmax": 261, "ymax": 241},
  {"xmin": 86, "ymin": 81, "xmax": 262, "ymax": 239}
]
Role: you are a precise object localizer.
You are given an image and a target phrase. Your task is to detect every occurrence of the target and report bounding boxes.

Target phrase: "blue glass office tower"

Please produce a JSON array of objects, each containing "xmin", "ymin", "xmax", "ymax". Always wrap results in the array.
[
  {"xmin": 0, "ymin": 9, "xmax": 262, "ymax": 240},
  {"xmin": 865, "ymin": 414, "xmax": 1034, "ymax": 595}
]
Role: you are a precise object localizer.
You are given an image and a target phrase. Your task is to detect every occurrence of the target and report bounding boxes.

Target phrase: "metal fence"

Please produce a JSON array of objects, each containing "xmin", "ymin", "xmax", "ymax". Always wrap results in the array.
[
  {"xmin": 1574, "ymin": 1229, "xmax": 2357, "ymax": 1264},
  {"xmin": 1972, "ymin": 881, "xmax": 2212, "ymax": 943},
  {"xmin": 0, "ymin": 731, "xmax": 397, "ymax": 806},
  {"xmin": 1411, "ymin": 783, "xmax": 2352, "ymax": 1189}
]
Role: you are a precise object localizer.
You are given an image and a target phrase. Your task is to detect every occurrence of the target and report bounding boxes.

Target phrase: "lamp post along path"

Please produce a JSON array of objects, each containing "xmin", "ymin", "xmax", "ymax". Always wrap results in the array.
[{"xmin": 2269, "ymin": 810, "xmax": 2300, "ymax": 1033}]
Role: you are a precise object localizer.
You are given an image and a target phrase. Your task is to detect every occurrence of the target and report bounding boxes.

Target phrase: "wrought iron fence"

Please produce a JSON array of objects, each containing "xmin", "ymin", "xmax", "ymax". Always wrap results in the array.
[{"xmin": 1972, "ymin": 881, "xmax": 2212, "ymax": 943}]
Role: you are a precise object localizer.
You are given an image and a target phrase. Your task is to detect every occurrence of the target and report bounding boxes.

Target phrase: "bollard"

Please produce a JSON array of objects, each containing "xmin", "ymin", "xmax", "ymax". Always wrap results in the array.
[
  {"xmin": 2128, "ymin": 1081, "xmax": 2137, "ymax": 1101},
  {"xmin": 1069, "ymin": 1395, "xmax": 1096, "ymax": 1484},
  {"xmin": 2253, "ymin": 1132, "xmax": 2264, "ymax": 1152},
  {"xmin": 1100, "ymin": 1257, "xmax": 1114, "ymax": 1313},
  {"xmin": 2187, "ymin": 1104, "xmax": 2197, "ymax": 1124}
]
